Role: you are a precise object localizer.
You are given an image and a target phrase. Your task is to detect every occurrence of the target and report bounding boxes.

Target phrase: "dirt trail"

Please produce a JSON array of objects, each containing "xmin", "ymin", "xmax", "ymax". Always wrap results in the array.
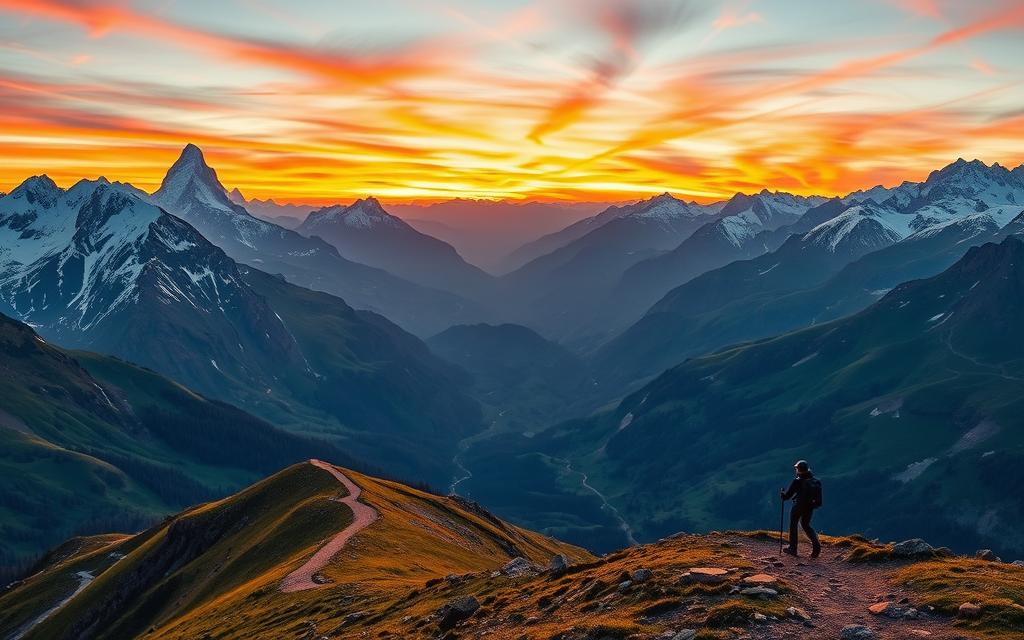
[
  {"xmin": 280, "ymin": 460, "xmax": 379, "ymax": 593},
  {"xmin": 12, "ymin": 571, "xmax": 93, "ymax": 639},
  {"xmin": 734, "ymin": 537, "xmax": 969, "ymax": 640}
]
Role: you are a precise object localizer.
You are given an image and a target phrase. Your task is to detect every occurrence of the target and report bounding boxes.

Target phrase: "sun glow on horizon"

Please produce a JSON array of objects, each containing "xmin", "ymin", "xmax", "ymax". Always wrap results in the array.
[{"xmin": 1, "ymin": 0, "xmax": 1023, "ymax": 205}]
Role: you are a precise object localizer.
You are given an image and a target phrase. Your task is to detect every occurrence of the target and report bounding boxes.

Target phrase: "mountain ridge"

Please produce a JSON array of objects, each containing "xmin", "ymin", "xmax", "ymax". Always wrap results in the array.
[{"xmin": 151, "ymin": 144, "xmax": 484, "ymax": 336}]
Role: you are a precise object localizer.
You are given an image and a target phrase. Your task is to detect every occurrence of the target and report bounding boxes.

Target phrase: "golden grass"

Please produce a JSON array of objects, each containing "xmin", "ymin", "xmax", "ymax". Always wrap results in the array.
[
  {"xmin": 896, "ymin": 557, "xmax": 1024, "ymax": 639},
  {"xmin": 9, "ymin": 465, "xmax": 818, "ymax": 640}
]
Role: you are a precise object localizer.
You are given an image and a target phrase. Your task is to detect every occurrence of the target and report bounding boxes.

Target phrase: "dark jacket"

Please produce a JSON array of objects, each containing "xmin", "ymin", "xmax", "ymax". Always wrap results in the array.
[{"xmin": 782, "ymin": 471, "xmax": 817, "ymax": 510}]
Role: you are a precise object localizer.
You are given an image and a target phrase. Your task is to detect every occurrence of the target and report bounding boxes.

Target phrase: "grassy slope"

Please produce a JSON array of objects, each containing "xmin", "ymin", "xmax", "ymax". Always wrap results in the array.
[
  {"xmin": 3, "ymin": 461, "xmax": 588, "ymax": 640},
  {"xmin": 14, "ymin": 512, "xmax": 1024, "ymax": 640},
  {"xmin": 0, "ymin": 313, "xmax": 358, "ymax": 574}
]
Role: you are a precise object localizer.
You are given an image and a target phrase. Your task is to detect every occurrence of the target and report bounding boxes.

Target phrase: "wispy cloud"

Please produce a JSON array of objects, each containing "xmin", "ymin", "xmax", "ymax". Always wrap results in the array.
[{"xmin": 0, "ymin": 0, "xmax": 1022, "ymax": 202}]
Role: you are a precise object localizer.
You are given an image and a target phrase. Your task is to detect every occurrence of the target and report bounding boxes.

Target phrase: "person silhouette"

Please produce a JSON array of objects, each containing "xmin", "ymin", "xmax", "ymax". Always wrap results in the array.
[{"xmin": 780, "ymin": 460, "xmax": 822, "ymax": 558}]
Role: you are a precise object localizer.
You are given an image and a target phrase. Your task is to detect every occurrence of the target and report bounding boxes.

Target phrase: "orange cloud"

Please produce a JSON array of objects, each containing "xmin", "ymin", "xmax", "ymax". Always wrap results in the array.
[
  {"xmin": 0, "ymin": 0, "xmax": 446, "ymax": 88},
  {"xmin": 0, "ymin": 0, "xmax": 1023, "ymax": 204}
]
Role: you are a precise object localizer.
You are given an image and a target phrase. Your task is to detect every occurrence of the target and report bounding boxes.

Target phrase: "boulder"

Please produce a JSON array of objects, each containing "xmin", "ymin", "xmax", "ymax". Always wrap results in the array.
[
  {"xmin": 630, "ymin": 568, "xmax": 653, "ymax": 583},
  {"xmin": 786, "ymin": 606, "xmax": 811, "ymax": 621},
  {"xmin": 975, "ymin": 549, "xmax": 999, "ymax": 562},
  {"xmin": 840, "ymin": 625, "xmax": 875, "ymax": 639},
  {"xmin": 957, "ymin": 602, "xmax": 981, "ymax": 619},
  {"xmin": 740, "ymin": 586, "xmax": 778, "ymax": 599},
  {"xmin": 437, "ymin": 595, "xmax": 480, "ymax": 630},
  {"xmin": 548, "ymin": 554, "xmax": 570, "ymax": 575},
  {"xmin": 671, "ymin": 631, "xmax": 696, "ymax": 640},
  {"xmin": 868, "ymin": 602, "xmax": 920, "ymax": 619},
  {"xmin": 678, "ymin": 567, "xmax": 730, "ymax": 585},
  {"xmin": 1011, "ymin": 560, "xmax": 1024, "ymax": 567},
  {"xmin": 501, "ymin": 557, "xmax": 538, "ymax": 578},
  {"xmin": 891, "ymin": 539, "xmax": 934, "ymax": 557}
]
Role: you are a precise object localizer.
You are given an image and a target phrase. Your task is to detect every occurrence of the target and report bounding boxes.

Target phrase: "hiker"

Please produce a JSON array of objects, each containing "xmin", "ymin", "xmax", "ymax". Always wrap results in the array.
[{"xmin": 780, "ymin": 460, "xmax": 822, "ymax": 558}]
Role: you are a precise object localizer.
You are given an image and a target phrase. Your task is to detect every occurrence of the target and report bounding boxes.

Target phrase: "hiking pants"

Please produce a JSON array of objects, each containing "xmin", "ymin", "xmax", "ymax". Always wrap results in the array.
[{"xmin": 788, "ymin": 506, "xmax": 820, "ymax": 552}]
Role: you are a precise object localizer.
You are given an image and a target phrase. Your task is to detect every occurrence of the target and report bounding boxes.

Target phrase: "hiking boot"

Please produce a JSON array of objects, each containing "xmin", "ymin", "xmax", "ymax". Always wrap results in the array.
[
  {"xmin": 782, "ymin": 547, "xmax": 798, "ymax": 557},
  {"xmin": 810, "ymin": 547, "xmax": 821, "ymax": 558}
]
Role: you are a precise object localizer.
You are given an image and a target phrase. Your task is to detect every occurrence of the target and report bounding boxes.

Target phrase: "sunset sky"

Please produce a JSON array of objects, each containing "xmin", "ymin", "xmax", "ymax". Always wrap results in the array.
[{"xmin": 1, "ymin": 0, "xmax": 1023, "ymax": 204}]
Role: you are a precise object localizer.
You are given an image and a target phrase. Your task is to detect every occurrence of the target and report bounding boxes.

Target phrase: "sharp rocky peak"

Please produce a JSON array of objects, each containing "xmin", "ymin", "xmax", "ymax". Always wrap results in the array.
[{"xmin": 154, "ymin": 143, "xmax": 233, "ymax": 209}]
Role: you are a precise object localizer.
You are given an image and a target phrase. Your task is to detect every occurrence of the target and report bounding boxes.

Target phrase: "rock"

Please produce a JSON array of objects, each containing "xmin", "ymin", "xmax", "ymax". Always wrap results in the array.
[
  {"xmin": 892, "ymin": 539, "xmax": 934, "ymax": 557},
  {"xmin": 742, "ymin": 573, "xmax": 778, "ymax": 585},
  {"xmin": 740, "ymin": 586, "xmax": 778, "ymax": 599},
  {"xmin": 342, "ymin": 611, "xmax": 368, "ymax": 625},
  {"xmin": 786, "ymin": 606, "xmax": 810, "ymax": 621},
  {"xmin": 975, "ymin": 549, "xmax": 999, "ymax": 562},
  {"xmin": 630, "ymin": 568, "xmax": 653, "ymax": 583},
  {"xmin": 867, "ymin": 602, "xmax": 919, "ymax": 619},
  {"xmin": 437, "ymin": 596, "xmax": 480, "ymax": 630},
  {"xmin": 909, "ymin": 630, "xmax": 931, "ymax": 637},
  {"xmin": 752, "ymin": 612, "xmax": 768, "ymax": 622},
  {"xmin": 501, "ymin": 557, "xmax": 538, "ymax": 578},
  {"xmin": 840, "ymin": 625, "xmax": 875, "ymax": 639},
  {"xmin": 957, "ymin": 602, "xmax": 981, "ymax": 619},
  {"xmin": 671, "ymin": 631, "xmax": 696, "ymax": 640},
  {"xmin": 617, "ymin": 580, "xmax": 632, "ymax": 592},
  {"xmin": 1011, "ymin": 560, "xmax": 1024, "ymax": 567},
  {"xmin": 678, "ymin": 567, "xmax": 730, "ymax": 585},
  {"xmin": 548, "ymin": 554, "xmax": 569, "ymax": 575}
]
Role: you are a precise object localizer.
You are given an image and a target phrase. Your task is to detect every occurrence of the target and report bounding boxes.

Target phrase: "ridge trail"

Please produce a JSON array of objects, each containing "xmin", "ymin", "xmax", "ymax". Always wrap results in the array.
[{"xmin": 280, "ymin": 460, "xmax": 379, "ymax": 593}]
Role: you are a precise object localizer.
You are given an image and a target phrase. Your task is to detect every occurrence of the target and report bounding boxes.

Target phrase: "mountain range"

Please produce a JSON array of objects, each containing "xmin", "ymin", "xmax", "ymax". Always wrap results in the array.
[
  {"xmin": 388, "ymin": 199, "xmax": 605, "ymax": 273},
  {"xmin": 0, "ymin": 172, "xmax": 482, "ymax": 489},
  {"xmin": 496, "ymin": 191, "xmax": 826, "ymax": 345},
  {"xmin": 227, "ymin": 187, "xmax": 310, "ymax": 227},
  {"xmin": 299, "ymin": 197, "xmax": 493, "ymax": 297},
  {"xmin": 594, "ymin": 159, "xmax": 1024, "ymax": 390},
  {"xmin": 471, "ymin": 236, "xmax": 1024, "ymax": 555},
  {"xmin": 151, "ymin": 144, "xmax": 483, "ymax": 336},
  {"xmin": 499, "ymin": 193, "xmax": 726, "ymax": 343},
  {"xmin": 4, "ymin": 149, "xmax": 1024, "ymax": 588}
]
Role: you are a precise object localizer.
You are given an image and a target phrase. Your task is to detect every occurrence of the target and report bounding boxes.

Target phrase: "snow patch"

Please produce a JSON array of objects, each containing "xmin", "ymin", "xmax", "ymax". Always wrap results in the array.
[{"xmin": 895, "ymin": 458, "xmax": 938, "ymax": 483}]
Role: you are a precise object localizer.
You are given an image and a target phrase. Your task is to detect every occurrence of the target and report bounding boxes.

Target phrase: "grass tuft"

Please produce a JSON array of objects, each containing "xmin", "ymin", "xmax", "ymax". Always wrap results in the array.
[{"xmin": 897, "ymin": 558, "xmax": 1024, "ymax": 639}]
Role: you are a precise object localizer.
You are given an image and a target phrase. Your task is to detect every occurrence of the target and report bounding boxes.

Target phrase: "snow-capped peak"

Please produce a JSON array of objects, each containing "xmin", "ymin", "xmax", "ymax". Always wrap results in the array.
[
  {"xmin": 303, "ymin": 197, "xmax": 405, "ymax": 231},
  {"xmin": 803, "ymin": 201, "xmax": 907, "ymax": 253},
  {"xmin": 153, "ymin": 144, "xmax": 235, "ymax": 212},
  {"xmin": 623, "ymin": 192, "xmax": 708, "ymax": 224},
  {"xmin": 8, "ymin": 175, "xmax": 63, "ymax": 206}
]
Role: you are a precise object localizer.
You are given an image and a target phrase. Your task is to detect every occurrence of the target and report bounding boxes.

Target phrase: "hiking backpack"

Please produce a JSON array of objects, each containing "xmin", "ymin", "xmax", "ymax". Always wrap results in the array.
[{"xmin": 806, "ymin": 477, "xmax": 823, "ymax": 509}]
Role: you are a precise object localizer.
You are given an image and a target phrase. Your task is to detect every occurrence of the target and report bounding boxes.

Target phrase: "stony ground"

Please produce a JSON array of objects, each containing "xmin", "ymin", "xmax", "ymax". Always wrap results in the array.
[
  {"xmin": 730, "ymin": 537, "xmax": 972, "ymax": 640},
  {"xmin": 328, "ymin": 530, "xmax": 996, "ymax": 640}
]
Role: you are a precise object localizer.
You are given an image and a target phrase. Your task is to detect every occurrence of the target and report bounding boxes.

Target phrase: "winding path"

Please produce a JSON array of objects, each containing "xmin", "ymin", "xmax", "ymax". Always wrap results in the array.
[
  {"xmin": 12, "ymin": 571, "xmax": 93, "ymax": 640},
  {"xmin": 280, "ymin": 460, "xmax": 379, "ymax": 593}
]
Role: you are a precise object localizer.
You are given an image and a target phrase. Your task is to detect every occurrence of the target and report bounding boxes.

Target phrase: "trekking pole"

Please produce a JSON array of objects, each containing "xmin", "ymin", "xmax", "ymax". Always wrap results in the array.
[{"xmin": 779, "ymin": 490, "xmax": 785, "ymax": 555}]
